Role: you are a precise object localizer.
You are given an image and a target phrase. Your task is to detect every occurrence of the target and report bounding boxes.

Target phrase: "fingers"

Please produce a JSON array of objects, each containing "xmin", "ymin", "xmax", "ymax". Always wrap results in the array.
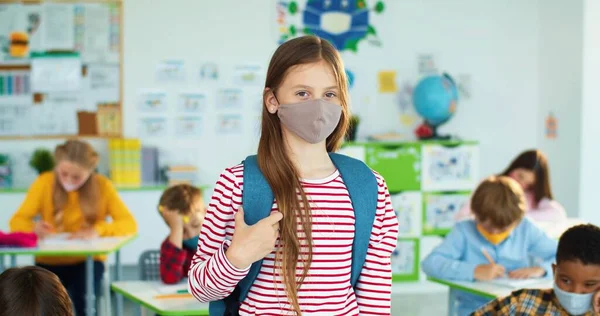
[
  {"xmin": 264, "ymin": 211, "xmax": 283, "ymax": 225},
  {"xmin": 234, "ymin": 207, "xmax": 246, "ymax": 227}
]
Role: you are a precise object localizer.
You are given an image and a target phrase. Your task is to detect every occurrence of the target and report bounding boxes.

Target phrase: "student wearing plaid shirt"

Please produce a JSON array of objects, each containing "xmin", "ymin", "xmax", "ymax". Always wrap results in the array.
[
  {"xmin": 472, "ymin": 224, "xmax": 600, "ymax": 316},
  {"xmin": 157, "ymin": 184, "xmax": 206, "ymax": 284}
]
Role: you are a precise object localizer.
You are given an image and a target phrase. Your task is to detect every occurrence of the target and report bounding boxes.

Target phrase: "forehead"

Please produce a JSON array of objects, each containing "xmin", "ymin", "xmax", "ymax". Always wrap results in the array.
[
  {"xmin": 56, "ymin": 160, "xmax": 87, "ymax": 174},
  {"xmin": 558, "ymin": 260, "xmax": 600, "ymax": 279},
  {"xmin": 280, "ymin": 60, "xmax": 337, "ymax": 88}
]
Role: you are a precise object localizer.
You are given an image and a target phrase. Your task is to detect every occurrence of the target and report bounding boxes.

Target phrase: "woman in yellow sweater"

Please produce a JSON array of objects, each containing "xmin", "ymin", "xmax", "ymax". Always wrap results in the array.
[{"xmin": 10, "ymin": 139, "xmax": 137, "ymax": 316}]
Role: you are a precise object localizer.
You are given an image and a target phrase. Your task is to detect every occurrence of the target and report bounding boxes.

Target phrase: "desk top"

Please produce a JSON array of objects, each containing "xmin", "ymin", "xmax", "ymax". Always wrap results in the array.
[
  {"xmin": 0, "ymin": 234, "xmax": 137, "ymax": 256},
  {"xmin": 428, "ymin": 277, "xmax": 553, "ymax": 299},
  {"xmin": 111, "ymin": 280, "xmax": 209, "ymax": 316}
]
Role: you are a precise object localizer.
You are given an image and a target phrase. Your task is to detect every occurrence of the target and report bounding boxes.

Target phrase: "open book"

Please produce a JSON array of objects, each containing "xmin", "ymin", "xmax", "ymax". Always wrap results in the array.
[{"xmin": 486, "ymin": 277, "xmax": 547, "ymax": 289}]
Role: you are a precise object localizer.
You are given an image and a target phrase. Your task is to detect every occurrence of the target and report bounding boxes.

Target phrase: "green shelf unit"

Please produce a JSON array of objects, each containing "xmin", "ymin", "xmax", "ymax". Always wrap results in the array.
[
  {"xmin": 365, "ymin": 143, "xmax": 421, "ymax": 192},
  {"xmin": 391, "ymin": 238, "xmax": 420, "ymax": 282},
  {"xmin": 422, "ymin": 191, "xmax": 471, "ymax": 236}
]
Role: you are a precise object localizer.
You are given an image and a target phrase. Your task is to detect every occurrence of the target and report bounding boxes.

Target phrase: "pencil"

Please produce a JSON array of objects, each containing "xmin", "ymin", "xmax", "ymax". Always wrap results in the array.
[
  {"xmin": 154, "ymin": 293, "xmax": 194, "ymax": 299},
  {"xmin": 481, "ymin": 247, "xmax": 495, "ymax": 264}
]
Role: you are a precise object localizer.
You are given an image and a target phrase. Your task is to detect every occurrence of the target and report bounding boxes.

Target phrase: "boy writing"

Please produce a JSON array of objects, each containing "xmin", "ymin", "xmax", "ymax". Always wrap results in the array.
[
  {"xmin": 422, "ymin": 176, "xmax": 558, "ymax": 315},
  {"xmin": 158, "ymin": 184, "xmax": 205, "ymax": 284},
  {"xmin": 473, "ymin": 224, "xmax": 600, "ymax": 316}
]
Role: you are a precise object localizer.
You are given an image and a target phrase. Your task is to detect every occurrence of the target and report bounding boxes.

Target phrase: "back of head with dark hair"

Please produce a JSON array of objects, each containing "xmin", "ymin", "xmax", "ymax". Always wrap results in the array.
[
  {"xmin": 557, "ymin": 224, "xmax": 600, "ymax": 265},
  {"xmin": 0, "ymin": 266, "xmax": 73, "ymax": 316}
]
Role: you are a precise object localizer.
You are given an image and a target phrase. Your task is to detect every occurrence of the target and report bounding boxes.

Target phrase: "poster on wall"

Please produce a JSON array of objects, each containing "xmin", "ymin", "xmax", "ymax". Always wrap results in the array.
[
  {"xmin": 275, "ymin": 0, "xmax": 386, "ymax": 52},
  {"xmin": 178, "ymin": 92, "xmax": 207, "ymax": 113},
  {"xmin": 422, "ymin": 193, "xmax": 470, "ymax": 236},
  {"xmin": 391, "ymin": 192, "xmax": 422, "ymax": 237},
  {"xmin": 138, "ymin": 90, "xmax": 167, "ymax": 112},
  {"xmin": 139, "ymin": 117, "xmax": 167, "ymax": 137},
  {"xmin": 217, "ymin": 88, "xmax": 243, "ymax": 109},
  {"xmin": 233, "ymin": 64, "xmax": 263, "ymax": 86},
  {"xmin": 175, "ymin": 116, "xmax": 202, "ymax": 137},
  {"xmin": 216, "ymin": 114, "xmax": 242, "ymax": 134},
  {"xmin": 156, "ymin": 60, "xmax": 186, "ymax": 82},
  {"xmin": 200, "ymin": 62, "xmax": 218, "ymax": 81}
]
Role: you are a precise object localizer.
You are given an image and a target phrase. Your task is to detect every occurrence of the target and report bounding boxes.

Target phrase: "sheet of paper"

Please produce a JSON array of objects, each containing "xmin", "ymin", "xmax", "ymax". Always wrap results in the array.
[
  {"xmin": 216, "ymin": 114, "xmax": 242, "ymax": 134},
  {"xmin": 21, "ymin": 4, "xmax": 42, "ymax": 53},
  {"xmin": 41, "ymin": 3, "xmax": 75, "ymax": 50},
  {"xmin": 139, "ymin": 117, "xmax": 167, "ymax": 138},
  {"xmin": 233, "ymin": 64, "xmax": 263, "ymax": 86},
  {"xmin": 31, "ymin": 54, "xmax": 82, "ymax": 92},
  {"xmin": 156, "ymin": 282, "xmax": 189, "ymax": 294},
  {"xmin": 138, "ymin": 89, "xmax": 166, "ymax": 112},
  {"xmin": 82, "ymin": 4, "xmax": 110, "ymax": 62},
  {"xmin": 217, "ymin": 88, "xmax": 243, "ymax": 109},
  {"xmin": 378, "ymin": 70, "xmax": 397, "ymax": 93},
  {"xmin": 487, "ymin": 277, "xmax": 547, "ymax": 289},
  {"xmin": 178, "ymin": 92, "xmax": 207, "ymax": 113},
  {"xmin": 156, "ymin": 60, "xmax": 186, "ymax": 82},
  {"xmin": 175, "ymin": 116, "xmax": 202, "ymax": 137},
  {"xmin": 85, "ymin": 64, "xmax": 119, "ymax": 109},
  {"xmin": 0, "ymin": 103, "xmax": 32, "ymax": 136},
  {"xmin": 32, "ymin": 92, "xmax": 79, "ymax": 135}
]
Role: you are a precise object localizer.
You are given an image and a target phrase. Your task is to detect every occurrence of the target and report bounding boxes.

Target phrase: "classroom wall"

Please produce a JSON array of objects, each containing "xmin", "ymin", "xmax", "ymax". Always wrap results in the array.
[
  {"xmin": 579, "ymin": 0, "xmax": 600, "ymax": 225},
  {"xmin": 537, "ymin": 0, "xmax": 583, "ymax": 216}
]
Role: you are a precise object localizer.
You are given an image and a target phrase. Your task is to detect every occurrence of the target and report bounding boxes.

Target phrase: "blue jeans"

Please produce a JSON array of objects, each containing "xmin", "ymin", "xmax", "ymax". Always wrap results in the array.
[{"xmin": 37, "ymin": 261, "xmax": 105, "ymax": 316}]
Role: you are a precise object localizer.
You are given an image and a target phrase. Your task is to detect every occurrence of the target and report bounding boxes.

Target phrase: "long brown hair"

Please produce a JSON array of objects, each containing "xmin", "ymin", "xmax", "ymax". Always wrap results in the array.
[
  {"xmin": 53, "ymin": 140, "xmax": 100, "ymax": 227},
  {"xmin": 258, "ymin": 35, "xmax": 350, "ymax": 315},
  {"xmin": 500, "ymin": 149, "xmax": 553, "ymax": 204},
  {"xmin": 0, "ymin": 266, "xmax": 74, "ymax": 316}
]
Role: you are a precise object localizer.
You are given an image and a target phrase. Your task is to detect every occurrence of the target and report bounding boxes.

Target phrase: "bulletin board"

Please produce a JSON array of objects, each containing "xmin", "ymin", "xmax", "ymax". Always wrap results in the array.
[{"xmin": 0, "ymin": 0, "xmax": 122, "ymax": 139}]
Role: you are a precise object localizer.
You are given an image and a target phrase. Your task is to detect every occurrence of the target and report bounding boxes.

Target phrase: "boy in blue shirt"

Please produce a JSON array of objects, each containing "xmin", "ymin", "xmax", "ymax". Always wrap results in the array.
[{"xmin": 422, "ymin": 176, "xmax": 558, "ymax": 316}]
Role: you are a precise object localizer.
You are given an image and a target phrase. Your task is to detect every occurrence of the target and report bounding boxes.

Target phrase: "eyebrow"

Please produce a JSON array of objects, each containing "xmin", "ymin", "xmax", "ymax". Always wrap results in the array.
[{"xmin": 291, "ymin": 84, "xmax": 339, "ymax": 90}]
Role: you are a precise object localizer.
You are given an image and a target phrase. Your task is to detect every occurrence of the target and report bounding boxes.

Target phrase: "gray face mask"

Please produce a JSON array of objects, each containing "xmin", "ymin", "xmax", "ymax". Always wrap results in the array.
[{"xmin": 277, "ymin": 99, "xmax": 342, "ymax": 144}]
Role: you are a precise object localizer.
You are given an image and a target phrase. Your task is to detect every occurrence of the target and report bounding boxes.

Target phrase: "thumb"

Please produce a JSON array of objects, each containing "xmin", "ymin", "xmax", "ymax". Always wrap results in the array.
[
  {"xmin": 234, "ymin": 207, "xmax": 247, "ymax": 227},
  {"xmin": 263, "ymin": 211, "xmax": 283, "ymax": 225}
]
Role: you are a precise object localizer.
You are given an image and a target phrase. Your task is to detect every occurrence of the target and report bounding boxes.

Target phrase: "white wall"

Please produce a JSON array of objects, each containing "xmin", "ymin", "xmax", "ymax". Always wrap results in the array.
[
  {"xmin": 579, "ymin": 0, "xmax": 600, "ymax": 224},
  {"xmin": 537, "ymin": 0, "xmax": 583, "ymax": 216}
]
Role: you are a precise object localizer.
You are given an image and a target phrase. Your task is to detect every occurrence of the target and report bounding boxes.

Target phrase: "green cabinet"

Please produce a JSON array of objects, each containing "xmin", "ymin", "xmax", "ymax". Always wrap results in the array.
[{"xmin": 365, "ymin": 143, "xmax": 421, "ymax": 192}]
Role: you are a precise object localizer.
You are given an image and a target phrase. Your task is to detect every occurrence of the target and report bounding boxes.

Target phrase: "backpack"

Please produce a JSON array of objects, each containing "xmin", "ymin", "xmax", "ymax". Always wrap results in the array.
[{"xmin": 209, "ymin": 153, "xmax": 379, "ymax": 315}]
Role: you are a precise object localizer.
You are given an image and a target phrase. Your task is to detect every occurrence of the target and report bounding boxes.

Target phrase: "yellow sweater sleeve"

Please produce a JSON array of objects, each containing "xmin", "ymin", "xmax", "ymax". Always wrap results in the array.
[
  {"xmin": 10, "ymin": 174, "xmax": 48, "ymax": 233},
  {"xmin": 94, "ymin": 178, "xmax": 138, "ymax": 237}
]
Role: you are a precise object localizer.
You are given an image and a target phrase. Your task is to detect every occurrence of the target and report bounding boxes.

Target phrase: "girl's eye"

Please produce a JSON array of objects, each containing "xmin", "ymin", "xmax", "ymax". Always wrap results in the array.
[
  {"xmin": 296, "ymin": 91, "xmax": 309, "ymax": 98},
  {"xmin": 325, "ymin": 92, "xmax": 337, "ymax": 98},
  {"xmin": 561, "ymin": 278, "xmax": 571, "ymax": 285}
]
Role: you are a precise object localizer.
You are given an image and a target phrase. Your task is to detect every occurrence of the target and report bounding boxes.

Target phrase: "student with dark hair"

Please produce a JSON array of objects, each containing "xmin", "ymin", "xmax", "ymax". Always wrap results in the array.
[
  {"xmin": 473, "ymin": 224, "xmax": 600, "ymax": 315},
  {"xmin": 0, "ymin": 266, "xmax": 74, "ymax": 316}
]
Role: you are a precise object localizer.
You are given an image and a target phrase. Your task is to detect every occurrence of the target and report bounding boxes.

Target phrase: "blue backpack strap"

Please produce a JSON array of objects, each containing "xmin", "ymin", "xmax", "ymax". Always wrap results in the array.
[
  {"xmin": 209, "ymin": 155, "xmax": 274, "ymax": 315},
  {"xmin": 329, "ymin": 153, "xmax": 379, "ymax": 286}
]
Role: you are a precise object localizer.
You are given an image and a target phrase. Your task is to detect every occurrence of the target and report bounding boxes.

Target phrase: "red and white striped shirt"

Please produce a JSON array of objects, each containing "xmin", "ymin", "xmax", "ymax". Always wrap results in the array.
[{"xmin": 188, "ymin": 164, "xmax": 399, "ymax": 315}]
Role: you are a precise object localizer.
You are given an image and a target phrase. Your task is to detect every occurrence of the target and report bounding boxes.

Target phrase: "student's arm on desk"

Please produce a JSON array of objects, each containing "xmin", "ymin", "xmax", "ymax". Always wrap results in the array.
[
  {"xmin": 421, "ymin": 225, "xmax": 478, "ymax": 281},
  {"xmin": 526, "ymin": 220, "xmax": 558, "ymax": 277},
  {"xmin": 94, "ymin": 179, "xmax": 138, "ymax": 237},
  {"xmin": 9, "ymin": 175, "xmax": 46, "ymax": 232}
]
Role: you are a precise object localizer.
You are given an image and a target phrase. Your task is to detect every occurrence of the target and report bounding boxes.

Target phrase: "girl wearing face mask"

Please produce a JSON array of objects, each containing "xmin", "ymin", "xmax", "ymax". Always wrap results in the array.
[
  {"xmin": 157, "ymin": 184, "xmax": 206, "ymax": 284},
  {"xmin": 187, "ymin": 35, "xmax": 399, "ymax": 315},
  {"xmin": 9, "ymin": 139, "xmax": 137, "ymax": 316},
  {"xmin": 456, "ymin": 149, "xmax": 566, "ymax": 223}
]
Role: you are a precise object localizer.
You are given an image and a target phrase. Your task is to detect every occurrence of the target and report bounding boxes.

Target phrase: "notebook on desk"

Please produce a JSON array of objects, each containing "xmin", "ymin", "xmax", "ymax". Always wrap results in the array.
[{"xmin": 485, "ymin": 277, "xmax": 547, "ymax": 289}]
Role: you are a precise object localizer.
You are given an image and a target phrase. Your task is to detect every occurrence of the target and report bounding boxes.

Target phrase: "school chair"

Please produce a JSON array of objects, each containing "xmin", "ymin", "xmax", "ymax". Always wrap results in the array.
[
  {"xmin": 139, "ymin": 249, "xmax": 160, "ymax": 281},
  {"xmin": 138, "ymin": 250, "xmax": 160, "ymax": 316}
]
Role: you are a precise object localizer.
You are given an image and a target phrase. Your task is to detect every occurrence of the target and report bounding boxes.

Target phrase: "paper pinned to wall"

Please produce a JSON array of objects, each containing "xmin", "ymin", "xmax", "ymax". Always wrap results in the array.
[
  {"xmin": 233, "ymin": 64, "xmax": 263, "ymax": 86},
  {"xmin": 378, "ymin": 70, "xmax": 397, "ymax": 93},
  {"xmin": 200, "ymin": 62, "xmax": 218, "ymax": 80},
  {"xmin": 156, "ymin": 60, "xmax": 186, "ymax": 82},
  {"xmin": 139, "ymin": 117, "xmax": 167, "ymax": 138},
  {"xmin": 175, "ymin": 116, "xmax": 202, "ymax": 137},
  {"xmin": 216, "ymin": 114, "xmax": 242, "ymax": 134},
  {"xmin": 217, "ymin": 88, "xmax": 243, "ymax": 108},
  {"xmin": 178, "ymin": 92, "xmax": 207, "ymax": 113},
  {"xmin": 40, "ymin": 3, "xmax": 75, "ymax": 51},
  {"xmin": 31, "ymin": 54, "xmax": 82, "ymax": 92},
  {"xmin": 87, "ymin": 64, "xmax": 119, "ymax": 105},
  {"xmin": 82, "ymin": 4, "xmax": 110, "ymax": 62},
  {"xmin": 138, "ymin": 90, "xmax": 167, "ymax": 112},
  {"xmin": 0, "ymin": 104, "xmax": 32, "ymax": 136},
  {"xmin": 30, "ymin": 93, "xmax": 79, "ymax": 135},
  {"xmin": 418, "ymin": 53, "xmax": 438, "ymax": 75}
]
